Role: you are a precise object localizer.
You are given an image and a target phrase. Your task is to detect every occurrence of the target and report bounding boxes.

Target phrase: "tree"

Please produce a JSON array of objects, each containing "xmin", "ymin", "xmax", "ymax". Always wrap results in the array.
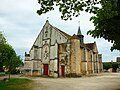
[
  {"xmin": 2, "ymin": 44, "xmax": 22, "ymax": 79},
  {"xmin": 37, "ymin": 0, "xmax": 120, "ymax": 51},
  {"xmin": 103, "ymin": 62, "xmax": 112, "ymax": 70},
  {"xmin": 111, "ymin": 62, "xmax": 120, "ymax": 70},
  {"xmin": 0, "ymin": 32, "xmax": 6, "ymax": 72},
  {"xmin": 0, "ymin": 32, "xmax": 22, "ymax": 79},
  {"xmin": 37, "ymin": 0, "xmax": 100, "ymax": 20},
  {"xmin": 87, "ymin": 0, "xmax": 120, "ymax": 51},
  {"xmin": 103, "ymin": 62, "xmax": 120, "ymax": 70},
  {"xmin": 0, "ymin": 31, "xmax": 6, "ymax": 44}
]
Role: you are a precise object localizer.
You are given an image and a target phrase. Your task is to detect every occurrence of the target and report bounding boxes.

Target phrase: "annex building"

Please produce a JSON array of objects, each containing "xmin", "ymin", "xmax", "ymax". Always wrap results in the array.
[{"xmin": 23, "ymin": 20, "xmax": 103, "ymax": 77}]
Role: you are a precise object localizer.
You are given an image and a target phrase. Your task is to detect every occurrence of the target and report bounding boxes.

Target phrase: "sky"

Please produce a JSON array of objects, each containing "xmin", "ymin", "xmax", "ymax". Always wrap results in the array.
[{"xmin": 0, "ymin": 0, "xmax": 119, "ymax": 62}]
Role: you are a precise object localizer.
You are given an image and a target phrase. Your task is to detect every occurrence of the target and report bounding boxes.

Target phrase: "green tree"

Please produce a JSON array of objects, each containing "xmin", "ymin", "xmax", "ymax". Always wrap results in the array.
[
  {"xmin": 103, "ymin": 62, "xmax": 112, "ymax": 70},
  {"xmin": 2, "ymin": 44, "xmax": 22, "ymax": 79},
  {"xmin": 87, "ymin": 0, "xmax": 120, "ymax": 51},
  {"xmin": 37, "ymin": 0, "xmax": 120, "ymax": 51},
  {"xmin": 37, "ymin": 0, "xmax": 100, "ymax": 20},
  {"xmin": 0, "ymin": 31, "xmax": 6, "ymax": 44},
  {"xmin": 111, "ymin": 62, "xmax": 120, "ymax": 69},
  {"xmin": 103, "ymin": 62, "xmax": 120, "ymax": 70},
  {"xmin": 0, "ymin": 32, "xmax": 22, "ymax": 78},
  {"xmin": 0, "ymin": 32, "xmax": 6, "ymax": 72}
]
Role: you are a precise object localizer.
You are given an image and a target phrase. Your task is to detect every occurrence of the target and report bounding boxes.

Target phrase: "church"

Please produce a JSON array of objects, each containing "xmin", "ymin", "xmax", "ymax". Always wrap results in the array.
[{"xmin": 23, "ymin": 20, "xmax": 103, "ymax": 77}]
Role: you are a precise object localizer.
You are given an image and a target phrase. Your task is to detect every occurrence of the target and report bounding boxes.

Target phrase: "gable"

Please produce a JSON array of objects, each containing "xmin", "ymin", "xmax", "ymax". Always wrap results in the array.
[{"xmin": 30, "ymin": 20, "xmax": 71, "ymax": 51}]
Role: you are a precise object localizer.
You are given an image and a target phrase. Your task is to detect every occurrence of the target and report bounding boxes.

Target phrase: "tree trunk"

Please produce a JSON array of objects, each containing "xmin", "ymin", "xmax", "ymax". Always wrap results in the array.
[{"xmin": 8, "ymin": 70, "xmax": 11, "ymax": 80}]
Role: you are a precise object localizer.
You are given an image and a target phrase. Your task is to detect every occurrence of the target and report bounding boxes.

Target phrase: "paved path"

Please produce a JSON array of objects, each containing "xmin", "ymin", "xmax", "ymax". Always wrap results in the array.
[
  {"xmin": 30, "ymin": 73, "xmax": 120, "ymax": 90},
  {"xmin": 0, "ymin": 75, "xmax": 21, "ymax": 80}
]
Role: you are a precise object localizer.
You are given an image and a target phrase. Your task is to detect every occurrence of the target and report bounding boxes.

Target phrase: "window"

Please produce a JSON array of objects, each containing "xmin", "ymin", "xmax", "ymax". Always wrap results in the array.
[
  {"xmin": 84, "ymin": 48, "xmax": 86, "ymax": 61},
  {"xmin": 96, "ymin": 54, "xmax": 98, "ymax": 62},
  {"xmin": 34, "ymin": 49, "xmax": 38, "ymax": 59},
  {"xmin": 89, "ymin": 51, "xmax": 92, "ymax": 61},
  {"xmin": 82, "ymin": 48, "xmax": 86, "ymax": 61},
  {"xmin": 45, "ymin": 26, "xmax": 49, "ymax": 37},
  {"xmin": 90, "ymin": 53, "xmax": 92, "ymax": 61},
  {"xmin": 45, "ymin": 30, "xmax": 48, "ymax": 37}
]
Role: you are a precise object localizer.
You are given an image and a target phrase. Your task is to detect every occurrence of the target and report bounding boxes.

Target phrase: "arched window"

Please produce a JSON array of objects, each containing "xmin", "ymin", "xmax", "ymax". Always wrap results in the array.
[
  {"xmin": 82, "ymin": 48, "xmax": 86, "ymax": 61},
  {"xmin": 34, "ymin": 49, "xmax": 38, "ymax": 59}
]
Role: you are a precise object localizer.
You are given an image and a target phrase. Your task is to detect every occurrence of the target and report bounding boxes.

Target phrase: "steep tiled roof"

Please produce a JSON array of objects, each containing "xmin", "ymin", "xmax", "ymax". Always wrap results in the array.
[
  {"xmin": 85, "ymin": 42, "xmax": 98, "ymax": 53},
  {"xmin": 85, "ymin": 43, "xmax": 95, "ymax": 50}
]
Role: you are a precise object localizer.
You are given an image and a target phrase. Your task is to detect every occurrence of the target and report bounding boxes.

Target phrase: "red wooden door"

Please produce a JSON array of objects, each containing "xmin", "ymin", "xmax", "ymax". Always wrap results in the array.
[
  {"xmin": 61, "ymin": 66, "xmax": 65, "ymax": 77},
  {"xmin": 43, "ymin": 64, "xmax": 48, "ymax": 75}
]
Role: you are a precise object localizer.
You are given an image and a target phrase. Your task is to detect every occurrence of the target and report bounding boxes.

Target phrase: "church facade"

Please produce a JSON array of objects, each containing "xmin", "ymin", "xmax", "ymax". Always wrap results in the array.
[{"xmin": 23, "ymin": 20, "xmax": 103, "ymax": 77}]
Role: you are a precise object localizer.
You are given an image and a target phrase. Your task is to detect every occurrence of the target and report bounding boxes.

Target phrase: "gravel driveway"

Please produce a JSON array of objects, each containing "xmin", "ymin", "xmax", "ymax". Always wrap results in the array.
[{"xmin": 30, "ymin": 73, "xmax": 120, "ymax": 90}]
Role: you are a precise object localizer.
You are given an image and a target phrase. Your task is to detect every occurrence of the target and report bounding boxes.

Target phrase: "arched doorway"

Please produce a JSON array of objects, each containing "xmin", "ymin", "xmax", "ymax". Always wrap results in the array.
[{"xmin": 61, "ymin": 65, "xmax": 65, "ymax": 77}]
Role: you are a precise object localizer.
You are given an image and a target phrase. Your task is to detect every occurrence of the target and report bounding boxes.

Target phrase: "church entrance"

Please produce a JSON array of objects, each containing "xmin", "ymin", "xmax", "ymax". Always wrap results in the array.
[
  {"xmin": 61, "ymin": 66, "xmax": 65, "ymax": 77},
  {"xmin": 43, "ymin": 64, "xmax": 48, "ymax": 75}
]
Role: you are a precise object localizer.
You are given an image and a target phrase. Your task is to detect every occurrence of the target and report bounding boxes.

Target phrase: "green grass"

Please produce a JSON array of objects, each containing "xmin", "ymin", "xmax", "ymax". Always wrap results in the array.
[{"xmin": 0, "ymin": 78, "xmax": 33, "ymax": 90}]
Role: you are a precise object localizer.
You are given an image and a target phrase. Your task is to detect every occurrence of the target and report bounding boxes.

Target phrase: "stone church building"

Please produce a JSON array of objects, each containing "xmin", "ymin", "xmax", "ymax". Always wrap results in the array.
[{"xmin": 23, "ymin": 20, "xmax": 103, "ymax": 77}]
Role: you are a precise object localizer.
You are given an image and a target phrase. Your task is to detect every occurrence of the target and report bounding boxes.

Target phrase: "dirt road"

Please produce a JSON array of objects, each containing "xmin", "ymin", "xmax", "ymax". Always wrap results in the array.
[{"xmin": 31, "ymin": 73, "xmax": 120, "ymax": 90}]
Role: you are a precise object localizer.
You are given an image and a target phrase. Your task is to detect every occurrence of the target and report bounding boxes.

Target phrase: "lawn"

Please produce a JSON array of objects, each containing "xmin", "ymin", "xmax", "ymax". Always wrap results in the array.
[{"xmin": 0, "ymin": 78, "xmax": 33, "ymax": 90}]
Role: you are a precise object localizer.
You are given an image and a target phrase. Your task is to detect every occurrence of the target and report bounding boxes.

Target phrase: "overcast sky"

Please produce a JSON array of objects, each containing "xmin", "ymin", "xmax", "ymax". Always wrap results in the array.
[{"xmin": 0, "ymin": 0, "xmax": 119, "ymax": 62}]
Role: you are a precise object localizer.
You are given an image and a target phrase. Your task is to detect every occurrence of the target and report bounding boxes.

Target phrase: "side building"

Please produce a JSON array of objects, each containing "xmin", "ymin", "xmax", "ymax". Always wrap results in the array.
[
  {"xmin": 116, "ymin": 57, "xmax": 120, "ymax": 62},
  {"xmin": 22, "ymin": 20, "xmax": 103, "ymax": 77}
]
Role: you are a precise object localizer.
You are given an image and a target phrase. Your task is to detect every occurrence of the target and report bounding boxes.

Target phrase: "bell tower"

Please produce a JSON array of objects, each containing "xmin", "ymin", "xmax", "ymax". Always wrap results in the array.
[{"xmin": 77, "ymin": 22, "xmax": 84, "ymax": 43}]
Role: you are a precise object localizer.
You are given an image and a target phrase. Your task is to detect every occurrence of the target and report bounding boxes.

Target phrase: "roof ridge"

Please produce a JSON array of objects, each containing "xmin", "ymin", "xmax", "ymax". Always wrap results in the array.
[
  {"xmin": 85, "ymin": 42, "xmax": 95, "ymax": 44},
  {"xmin": 49, "ymin": 23, "xmax": 71, "ymax": 39}
]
